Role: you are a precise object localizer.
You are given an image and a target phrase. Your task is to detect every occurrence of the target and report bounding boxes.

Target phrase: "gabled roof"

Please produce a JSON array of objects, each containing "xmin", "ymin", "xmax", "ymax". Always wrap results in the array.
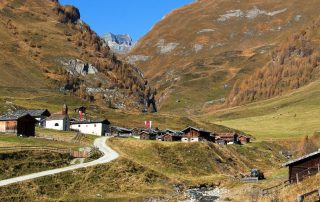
[
  {"xmin": 181, "ymin": 126, "xmax": 211, "ymax": 134},
  {"xmin": 15, "ymin": 109, "xmax": 50, "ymax": 117},
  {"xmin": 111, "ymin": 126, "xmax": 132, "ymax": 133},
  {"xmin": 0, "ymin": 112, "xmax": 37, "ymax": 122},
  {"xmin": 46, "ymin": 114, "xmax": 69, "ymax": 121},
  {"xmin": 164, "ymin": 132, "xmax": 183, "ymax": 137},
  {"xmin": 218, "ymin": 133, "xmax": 238, "ymax": 138},
  {"xmin": 283, "ymin": 150, "xmax": 320, "ymax": 167}
]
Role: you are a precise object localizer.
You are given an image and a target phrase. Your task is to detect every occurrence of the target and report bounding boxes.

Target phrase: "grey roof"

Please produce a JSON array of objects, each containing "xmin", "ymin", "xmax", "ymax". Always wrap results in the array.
[
  {"xmin": 15, "ymin": 109, "xmax": 50, "ymax": 117},
  {"xmin": 283, "ymin": 149, "xmax": 320, "ymax": 167},
  {"xmin": 0, "ymin": 111, "xmax": 35, "ymax": 121},
  {"xmin": 46, "ymin": 114, "xmax": 69, "ymax": 121},
  {"xmin": 71, "ymin": 119, "xmax": 110, "ymax": 125},
  {"xmin": 111, "ymin": 126, "xmax": 132, "ymax": 132}
]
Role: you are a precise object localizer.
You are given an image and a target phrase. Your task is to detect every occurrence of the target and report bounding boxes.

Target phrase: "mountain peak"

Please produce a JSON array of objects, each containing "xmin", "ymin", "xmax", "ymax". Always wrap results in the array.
[{"xmin": 102, "ymin": 32, "xmax": 134, "ymax": 53}]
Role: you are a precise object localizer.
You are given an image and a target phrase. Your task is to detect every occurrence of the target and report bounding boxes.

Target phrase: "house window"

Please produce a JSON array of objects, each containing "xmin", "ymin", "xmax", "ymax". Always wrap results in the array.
[{"xmin": 55, "ymin": 123, "xmax": 59, "ymax": 127}]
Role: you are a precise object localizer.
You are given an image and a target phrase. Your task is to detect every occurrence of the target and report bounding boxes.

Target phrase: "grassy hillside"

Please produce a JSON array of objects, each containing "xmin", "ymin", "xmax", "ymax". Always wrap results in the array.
[
  {"xmin": 0, "ymin": 138, "xmax": 288, "ymax": 201},
  {"xmin": 128, "ymin": 0, "xmax": 320, "ymax": 114},
  {"xmin": 204, "ymin": 80, "xmax": 320, "ymax": 140},
  {"xmin": 109, "ymin": 138, "xmax": 286, "ymax": 185}
]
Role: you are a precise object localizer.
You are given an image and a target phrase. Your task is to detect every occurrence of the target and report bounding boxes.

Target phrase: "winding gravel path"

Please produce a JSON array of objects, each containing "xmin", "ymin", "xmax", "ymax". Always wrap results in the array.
[{"xmin": 0, "ymin": 137, "xmax": 119, "ymax": 187}]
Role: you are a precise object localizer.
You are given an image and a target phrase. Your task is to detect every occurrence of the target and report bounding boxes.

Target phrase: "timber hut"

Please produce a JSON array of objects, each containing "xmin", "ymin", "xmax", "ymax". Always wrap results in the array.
[
  {"xmin": 216, "ymin": 132, "xmax": 239, "ymax": 145},
  {"xmin": 181, "ymin": 126, "xmax": 215, "ymax": 142},
  {"xmin": 163, "ymin": 133, "xmax": 183, "ymax": 142},
  {"xmin": 139, "ymin": 130, "xmax": 157, "ymax": 140},
  {"xmin": 283, "ymin": 150, "xmax": 320, "ymax": 183},
  {"xmin": 0, "ymin": 112, "xmax": 37, "ymax": 137},
  {"xmin": 14, "ymin": 109, "xmax": 50, "ymax": 127},
  {"xmin": 239, "ymin": 135, "xmax": 251, "ymax": 144}
]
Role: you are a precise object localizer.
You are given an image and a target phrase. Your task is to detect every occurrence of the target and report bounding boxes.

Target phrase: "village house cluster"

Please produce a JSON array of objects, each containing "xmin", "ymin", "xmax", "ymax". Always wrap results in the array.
[
  {"xmin": 0, "ymin": 104, "xmax": 110, "ymax": 137},
  {"xmin": 0, "ymin": 104, "xmax": 250, "ymax": 145},
  {"xmin": 112, "ymin": 126, "xmax": 251, "ymax": 145}
]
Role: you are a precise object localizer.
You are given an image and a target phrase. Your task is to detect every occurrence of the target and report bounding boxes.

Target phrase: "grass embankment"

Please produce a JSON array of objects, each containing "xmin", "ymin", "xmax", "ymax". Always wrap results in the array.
[
  {"xmin": 204, "ymin": 80, "xmax": 320, "ymax": 141},
  {"xmin": 0, "ymin": 138, "xmax": 288, "ymax": 201},
  {"xmin": 109, "ymin": 138, "xmax": 286, "ymax": 186},
  {"xmin": 0, "ymin": 129, "xmax": 97, "ymax": 183},
  {"xmin": 0, "ymin": 151, "xmax": 72, "ymax": 181},
  {"xmin": 0, "ymin": 127, "xmax": 96, "ymax": 148},
  {"xmin": 0, "ymin": 158, "xmax": 174, "ymax": 201}
]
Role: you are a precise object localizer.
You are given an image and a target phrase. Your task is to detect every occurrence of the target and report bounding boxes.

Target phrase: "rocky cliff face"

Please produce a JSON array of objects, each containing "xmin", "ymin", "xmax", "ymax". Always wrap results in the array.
[{"xmin": 102, "ymin": 32, "xmax": 134, "ymax": 53}]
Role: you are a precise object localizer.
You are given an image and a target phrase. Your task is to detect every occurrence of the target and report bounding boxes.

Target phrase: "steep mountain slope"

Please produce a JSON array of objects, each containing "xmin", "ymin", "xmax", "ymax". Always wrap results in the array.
[
  {"xmin": 128, "ymin": 0, "xmax": 320, "ymax": 113},
  {"xmin": 226, "ymin": 18, "xmax": 320, "ymax": 106},
  {"xmin": 0, "ymin": 0, "xmax": 148, "ymax": 110}
]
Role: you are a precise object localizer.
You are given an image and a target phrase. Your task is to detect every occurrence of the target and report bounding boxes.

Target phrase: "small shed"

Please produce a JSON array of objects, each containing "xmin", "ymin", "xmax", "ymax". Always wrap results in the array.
[
  {"xmin": 110, "ymin": 126, "xmax": 132, "ymax": 137},
  {"xmin": 283, "ymin": 150, "xmax": 320, "ymax": 183},
  {"xmin": 0, "ymin": 112, "xmax": 37, "ymax": 137},
  {"xmin": 45, "ymin": 114, "xmax": 70, "ymax": 131},
  {"xmin": 239, "ymin": 135, "xmax": 251, "ymax": 144},
  {"xmin": 163, "ymin": 133, "xmax": 182, "ymax": 142},
  {"xmin": 139, "ymin": 131, "xmax": 157, "ymax": 140},
  {"xmin": 216, "ymin": 133, "xmax": 239, "ymax": 144},
  {"xmin": 181, "ymin": 126, "xmax": 215, "ymax": 142},
  {"xmin": 45, "ymin": 104, "xmax": 70, "ymax": 131}
]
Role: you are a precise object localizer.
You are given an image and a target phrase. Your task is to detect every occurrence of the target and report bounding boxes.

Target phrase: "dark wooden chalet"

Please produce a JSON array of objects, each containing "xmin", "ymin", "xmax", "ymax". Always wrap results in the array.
[
  {"xmin": 163, "ymin": 133, "xmax": 182, "ymax": 142},
  {"xmin": 283, "ymin": 150, "xmax": 320, "ymax": 183},
  {"xmin": 239, "ymin": 135, "xmax": 251, "ymax": 144},
  {"xmin": 139, "ymin": 130, "xmax": 157, "ymax": 140},
  {"xmin": 181, "ymin": 126, "xmax": 215, "ymax": 142},
  {"xmin": 216, "ymin": 132, "xmax": 239, "ymax": 145},
  {"xmin": 0, "ymin": 112, "xmax": 37, "ymax": 137},
  {"xmin": 15, "ymin": 109, "xmax": 50, "ymax": 127}
]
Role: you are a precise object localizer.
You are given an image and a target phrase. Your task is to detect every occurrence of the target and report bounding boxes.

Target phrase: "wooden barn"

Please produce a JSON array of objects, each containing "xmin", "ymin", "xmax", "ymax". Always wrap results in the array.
[
  {"xmin": 110, "ymin": 126, "xmax": 132, "ymax": 137},
  {"xmin": 163, "ymin": 133, "xmax": 182, "ymax": 142},
  {"xmin": 283, "ymin": 150, "xmax": 320, "ymax": 183},
  {"xmin": 0, "ymin": 112, "xmax": 37, "ymax": 137},
  {"xmin": 15, "ymin": 109, "xmax": 50, "ymax": 127},
  {"xmin": 216, "ymin": 133, "xmax": 239, "ymax": 145},
  {"xmin": 239, "ymin": 135, "xmax": 251, "ymax": 144},
  {"xmin": 181, "ymin": 126, "xmax": 214, "ymax": 142},
  {"xmin": 139, "ymin": 130, "xmax": 157, "ymax": 140}
]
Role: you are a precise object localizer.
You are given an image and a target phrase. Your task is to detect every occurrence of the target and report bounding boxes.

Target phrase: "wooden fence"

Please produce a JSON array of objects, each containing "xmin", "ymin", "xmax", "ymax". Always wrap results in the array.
[
  {"xmin": 297, "ymin": 188, "xmax": 320, "ymax": 202},
  {"xmin": 261, "ymin": 180, "xmax": 290, "ymax": 195},
  {"xmin": 294, "ymin": 166, "xmax": 320, "ymax": 183},
  {"xmin": 0, "ymin": 146, "xmax": 71, "ymax": 153}
]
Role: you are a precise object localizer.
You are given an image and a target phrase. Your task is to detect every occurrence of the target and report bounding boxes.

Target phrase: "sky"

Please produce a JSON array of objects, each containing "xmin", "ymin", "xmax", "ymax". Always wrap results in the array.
[{"xmin": 59, "ymin": 0, "xmax": 193, "ymax": 41}]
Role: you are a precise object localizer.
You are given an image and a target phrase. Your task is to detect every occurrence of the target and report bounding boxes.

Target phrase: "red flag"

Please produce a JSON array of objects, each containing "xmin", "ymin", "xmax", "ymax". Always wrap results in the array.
[
  {"xmin": 145, "ymin": 121, "xmax": 152, "ymax": 129},
  {"xmin": 79, "ymin": 111, "xmax": 83, "ymax": 121}
]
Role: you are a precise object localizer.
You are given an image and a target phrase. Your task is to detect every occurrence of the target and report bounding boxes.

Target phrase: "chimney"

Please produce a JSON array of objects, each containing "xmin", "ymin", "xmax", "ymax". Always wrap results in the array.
[{"xmin": 62, "ymin": 104, "xmax": 68, "ymax": 115}]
